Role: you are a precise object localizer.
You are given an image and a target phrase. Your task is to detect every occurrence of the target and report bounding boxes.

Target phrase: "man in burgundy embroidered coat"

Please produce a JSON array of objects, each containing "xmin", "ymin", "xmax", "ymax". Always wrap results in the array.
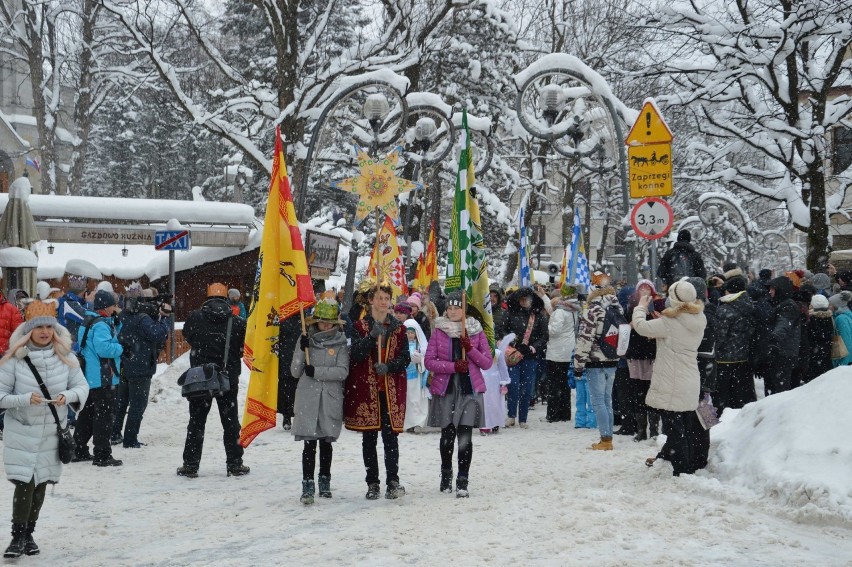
[{"xmin": 344, "ymin": 283, "xmax": 410, "ymax": 500}]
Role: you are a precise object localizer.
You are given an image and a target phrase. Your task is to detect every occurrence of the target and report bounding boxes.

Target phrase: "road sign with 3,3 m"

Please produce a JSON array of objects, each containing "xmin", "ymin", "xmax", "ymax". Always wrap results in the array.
[{"xmin": 155, "ymin": 230, "xmax": 191, "ymax": 251}]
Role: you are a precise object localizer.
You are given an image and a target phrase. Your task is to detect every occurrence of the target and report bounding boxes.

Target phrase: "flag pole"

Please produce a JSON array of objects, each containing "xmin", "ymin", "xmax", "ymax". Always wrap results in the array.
[
  {"xmin": 299, "ymin": 304, "xmax": 311, "ymax": 365},
  {"xmin": 461, "ymin": 291, "xmax": 467, "ymax": 361}
]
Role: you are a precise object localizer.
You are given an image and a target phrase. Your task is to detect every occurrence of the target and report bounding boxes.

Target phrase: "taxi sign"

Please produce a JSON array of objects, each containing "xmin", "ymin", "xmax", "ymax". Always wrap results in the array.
[
  {"xmin": 630, "ymin": 197, "xmax": 673, "ymax": 240},
  {"xmin": 628, "ymin": 143, "xmax": 673, "ymax": 198},
  {"xmin": 625, "ymin": 100, "xmax": 673, "ymax": 146}
]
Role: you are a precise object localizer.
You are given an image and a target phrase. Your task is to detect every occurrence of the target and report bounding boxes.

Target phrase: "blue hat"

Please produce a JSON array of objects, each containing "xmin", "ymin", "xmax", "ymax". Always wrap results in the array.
[{"xmin": 94, "ymin": 290, "xmax": 116, "ymax": 310}]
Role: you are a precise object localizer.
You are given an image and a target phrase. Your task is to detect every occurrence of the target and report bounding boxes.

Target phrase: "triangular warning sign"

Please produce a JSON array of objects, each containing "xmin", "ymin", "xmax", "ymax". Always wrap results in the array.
[{"xmin": 625, "ymin": 100, "xmax": 673, "ymax": 145}]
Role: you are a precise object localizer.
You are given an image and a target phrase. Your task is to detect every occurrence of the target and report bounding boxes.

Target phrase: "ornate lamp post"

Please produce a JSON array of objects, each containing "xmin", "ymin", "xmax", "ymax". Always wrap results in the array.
[{"xmin": 514, "ymin": 55, "xmax": 637, "ymax": 284}]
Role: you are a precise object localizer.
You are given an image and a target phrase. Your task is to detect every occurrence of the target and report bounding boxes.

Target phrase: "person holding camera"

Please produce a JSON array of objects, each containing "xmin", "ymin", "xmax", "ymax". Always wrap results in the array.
[
  {"xmin": 111, "ymin": 286, "xmax": 170, "ymax": 448},
  {"xmin": 177, "ymin": 283, "xmax": 247, "ymax": 478}
]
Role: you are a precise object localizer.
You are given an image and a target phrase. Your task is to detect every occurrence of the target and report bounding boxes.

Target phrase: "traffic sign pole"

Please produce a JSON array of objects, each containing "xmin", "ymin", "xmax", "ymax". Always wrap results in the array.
[{"xmin": 169, "ymin": 250, "xmax": 175, "ymax": 364}]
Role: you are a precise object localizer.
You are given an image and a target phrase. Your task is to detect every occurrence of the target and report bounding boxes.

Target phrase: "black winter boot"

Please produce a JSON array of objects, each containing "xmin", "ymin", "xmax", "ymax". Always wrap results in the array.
[
  {"xmin": 24, "ymin": 521, "xmax": 38, "ymax": 556},
  {"xmin": 614, "ymin": 414, "xmax": 637, "ymax": 435},
  {"xmin": 226, "ymin": 463, "xmax": 250, "ymax": 477},
  {"xmin": 456, "ymin": 476, "xmax": 469, "ymax": 498},
  {"xmin": 385, "ymin": 480, "xmax": 405, "ymax": 499},
  {"xmin": 176, "ymin": 464, "xmax": 199, "ymax": 478},
  {"xmin": 365, "ymin": 483, "xmax": 381, "ymax": 500},
  {"xmin": 440, "ymin": 469, "xmax": 453, "ymax": 493},
  {"xmin": 634, "ymin": 413, "xmax": 648, "ymax": 442},
  {"xmin": 318, "ymin": 475, "xmax": 332, "ymax": 498},
  {"xmin": 649, "ymin": 412, "xmax": 660, "ymax": 438},
  {"xmin": 300, "ymin": 480, "xmax": 315, "ymax": 505},
  {"xmin": 3, "ymin": 523, "xmax": 26, "ymax": 558}
]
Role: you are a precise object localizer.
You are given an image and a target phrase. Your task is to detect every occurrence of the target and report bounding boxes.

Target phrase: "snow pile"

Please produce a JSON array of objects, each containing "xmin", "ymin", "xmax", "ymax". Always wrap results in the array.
[{"xmin": 709, "ymin": 368, "xmax": 852, "ymax": 523}]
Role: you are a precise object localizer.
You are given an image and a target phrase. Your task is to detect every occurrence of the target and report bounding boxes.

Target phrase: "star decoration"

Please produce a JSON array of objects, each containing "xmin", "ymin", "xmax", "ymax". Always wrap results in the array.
[{"xmin": 330, "ymin": 147, "xmax": 422, "ymax": 227}]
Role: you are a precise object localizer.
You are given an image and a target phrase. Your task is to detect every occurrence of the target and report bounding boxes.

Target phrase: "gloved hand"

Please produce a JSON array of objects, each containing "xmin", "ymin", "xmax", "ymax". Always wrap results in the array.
[
  {"xmin": 299, "ymin": 334, "xmax": 310, "ymax": 351},
  {"xmin": 370, "ymin": 323, "xmax": 385, "ymax": 338},
  {"xmin": 304, "ymin": 364, "xmax": 315, "ymax": 378},
  {"xmin": 516, "ymin": 343, "xmax": 532, "ymax": 356},
  {"xmin": 374, "ymin": 363, "xmax": 389, "ymax": 376},
  {"xmin": 454, "ymin": 359, "xmax": 468, "ymax": 373},
  {"xmin": 460, "ymin": 335, "xmax": 472, "ymax": 352},
  {"xmin": 574, "ymin": 369, "xmax": 584, "ymax": 380},
  {"xmin": 410, "ymin": 351, "xmax": 424, "ymax": 364}
]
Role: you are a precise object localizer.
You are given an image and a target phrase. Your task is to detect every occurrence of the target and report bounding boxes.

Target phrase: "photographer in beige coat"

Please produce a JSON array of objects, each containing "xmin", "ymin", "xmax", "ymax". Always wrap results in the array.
[{"xmin": 631, "ymin": 280, "xmax": 706, "ymax": 476}]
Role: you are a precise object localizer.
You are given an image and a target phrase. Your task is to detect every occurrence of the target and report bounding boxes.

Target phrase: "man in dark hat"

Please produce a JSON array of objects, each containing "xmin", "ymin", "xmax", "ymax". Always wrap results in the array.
[
  {"xmin": 73, "ymin": 290, "xmax": 124, "ymax": 467},
  {"xmin": 657, "ymin": 230, "xmax": 707, "ymax": 288}
]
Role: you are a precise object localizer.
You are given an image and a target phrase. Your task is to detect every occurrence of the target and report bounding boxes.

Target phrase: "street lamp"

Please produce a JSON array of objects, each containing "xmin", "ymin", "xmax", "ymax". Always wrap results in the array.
[
  {"xmin": 121, "ymin": 246, "xmax": 129, "ymax": 257},
  {"xmin": 515, "ymin": 57, "xmax": 637, "ymax": 284},
  {"xmin": 47, "ymin": 242, "xmax": 54, "ymax": 255},
  {"xmin": 540, "ymin": 84, "xmax": 565, "ymax": 127}
]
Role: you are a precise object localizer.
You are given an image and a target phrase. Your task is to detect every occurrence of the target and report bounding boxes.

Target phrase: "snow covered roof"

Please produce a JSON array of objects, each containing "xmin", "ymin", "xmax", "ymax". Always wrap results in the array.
[
  {"xmin": 0, "ymin": 194, "xmax": 256, "ymax": 226},
  {"xmin": 0, "ymin": 110, "xmax": 30, "ymax": 150},
  {"xmin": 0, "ymin": 246, "xmax": 38, "ymax": 268}
]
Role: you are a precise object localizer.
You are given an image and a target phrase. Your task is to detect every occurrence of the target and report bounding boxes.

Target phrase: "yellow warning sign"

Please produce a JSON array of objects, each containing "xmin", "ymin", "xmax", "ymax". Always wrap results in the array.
[
  {"xmin": 628, "ymin": 144, "xmax": 673, "ymax": 198},
  {"xmin": 625, "ymin": 101, "xmax": 673, "ymax": 146}
]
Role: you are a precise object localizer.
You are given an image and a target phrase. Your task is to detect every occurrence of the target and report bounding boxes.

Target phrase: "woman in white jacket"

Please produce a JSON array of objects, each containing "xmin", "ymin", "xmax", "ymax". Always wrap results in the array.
[
  {"xmin": 631, "ymin": 280, "xmax": 705, "ymax": 476},
  {"xmin": 0, "ymin": 301, "xmax": 88, "ymax": 557},
  {"xmin": 544, "ymin": 293, "xmax": 580, "ymax": 422}
]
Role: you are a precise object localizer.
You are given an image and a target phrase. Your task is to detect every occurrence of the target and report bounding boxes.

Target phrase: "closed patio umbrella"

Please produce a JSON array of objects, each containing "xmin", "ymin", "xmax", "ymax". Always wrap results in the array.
[{"xmin": 0, "ymin": 175, "xmax": 41, "ymax": 296}]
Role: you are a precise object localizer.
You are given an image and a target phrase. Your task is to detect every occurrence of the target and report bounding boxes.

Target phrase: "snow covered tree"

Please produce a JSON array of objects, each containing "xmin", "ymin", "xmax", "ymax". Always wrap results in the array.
[{"xmin": 642, "ymin": 0, "xmax": 852, "ymax": 269}]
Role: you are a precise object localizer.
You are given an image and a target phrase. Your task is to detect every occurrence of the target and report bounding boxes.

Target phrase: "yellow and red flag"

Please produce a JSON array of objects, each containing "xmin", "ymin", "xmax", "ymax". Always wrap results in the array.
[
  {"xmin": 411, "ymin": 253, "xmax": 425, "ymax": 289},
  {"xmin": 368, "ymin": 214, "xmax": 408, "ymax": 299},
  {"xmin": 240, "ymin": 127, "xmax": 315, "ymax": 448},
  {"xmin": 423, "ymin": 220, "xmax": 438, "ymax": 287}
]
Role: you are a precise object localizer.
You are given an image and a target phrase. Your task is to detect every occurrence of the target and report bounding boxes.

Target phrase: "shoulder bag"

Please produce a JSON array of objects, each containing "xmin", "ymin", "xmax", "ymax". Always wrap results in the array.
[
  {"xmin": 504, "ymin": 314, "xmax": 535, "ymax": 367},
  {"xmin": 178, "ymin": 316, "xmax": 234, "ymax": 399},
  {"xmin": 831, "ymin": 316, "xmax": 849, "ymax": 360},
  {"xmin": 23, "ymin": 356, "xmax": 76, "ymax": 464}
]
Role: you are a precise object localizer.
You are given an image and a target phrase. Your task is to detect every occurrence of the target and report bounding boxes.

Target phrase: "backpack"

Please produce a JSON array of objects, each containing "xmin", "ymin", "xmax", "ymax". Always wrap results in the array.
[
  {"xmin": 597, "ymin": 305, "xmax": 630, "ymax": 359},
  {"xmin": 76, "ymin": 316, "xmax": 103, "ymax": 373},
  {"xmin": 669, "ymin": 250, "xmax": 695, "ymax": 282}
]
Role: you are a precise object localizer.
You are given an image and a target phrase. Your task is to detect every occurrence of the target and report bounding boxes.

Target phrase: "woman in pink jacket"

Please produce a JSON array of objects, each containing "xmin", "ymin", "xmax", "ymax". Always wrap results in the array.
[{"xmin": 424, "ymin": 291, "xmax": 492, "ymax": 498}]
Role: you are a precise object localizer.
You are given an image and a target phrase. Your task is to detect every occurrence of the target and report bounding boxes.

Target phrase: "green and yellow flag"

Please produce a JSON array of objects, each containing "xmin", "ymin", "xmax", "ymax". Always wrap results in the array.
[
  {"xmin": 240, "ymin": 127, "xmax": 315, "ymax": 448},
  {"xmin": 445, "ymin": 110, "xmax": 495, "ymax": 352}
]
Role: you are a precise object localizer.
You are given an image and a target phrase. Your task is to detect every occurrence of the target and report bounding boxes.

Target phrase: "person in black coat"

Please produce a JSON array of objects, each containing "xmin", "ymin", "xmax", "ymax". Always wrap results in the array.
[
  {"xmin": 657, "ymin": 230, "xmax": 707, "ymax": 288},
  {"xmin": 498, "ymin": 287, "xmax": 549, "ymax": 427},
  {"xmin": 715, "ymin": 275, "xmax": 757, "ymax": 412},
  {"xmin": 623, "ymin": 282, "xmax": 659, "ymax": 441},
  {"xmin": 178, "ymin": 283, "xmax": 248, "ymax": 478},
  {"xmin": 764, "ymin": 276, "xmax": 801, "ymax": 395},
  {"xmin": 747, "ymin": 269, "xmax": 774, "ymax": 381},
  {"xmin": 806, "ymin": 294, "xmax": 834, "ymax": 383},
  {"xmin": 791, "ymin": 285, "xmax": 816, "ymax": 389},
  {"xmin": 112, "ymin": 293, "xmax": 170, "ymax": 448}
]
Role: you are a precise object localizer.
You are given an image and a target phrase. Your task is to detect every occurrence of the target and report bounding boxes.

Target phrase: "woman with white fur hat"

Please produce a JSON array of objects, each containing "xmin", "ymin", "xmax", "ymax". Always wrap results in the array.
[
  {"xmin": 0, "ymin": 300, "xmax": 88, "ymax": 557},
  {"xmin": 631, "ymin": 280, "xmax": 706, "ymax": 476}
]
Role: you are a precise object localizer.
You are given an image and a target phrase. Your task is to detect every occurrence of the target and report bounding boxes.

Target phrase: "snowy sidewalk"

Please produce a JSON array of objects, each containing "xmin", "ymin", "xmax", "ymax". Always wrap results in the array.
[{"xmin": 2, "ymin": 359, "xmax": 850, "ymax": 566}]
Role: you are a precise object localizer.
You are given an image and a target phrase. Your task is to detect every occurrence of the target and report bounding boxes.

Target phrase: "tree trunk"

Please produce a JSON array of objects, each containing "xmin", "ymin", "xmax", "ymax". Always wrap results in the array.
[
  {"xmin": 68, "ymin": 0, "xmax": 98, "ymax": 196},
  {"xmin": 26, "ymin": 3, "xmax": 57, "ymax": 195},
  {"xmin": 805, "ymin": 166, "xmax": 829, "ymax": 271}
]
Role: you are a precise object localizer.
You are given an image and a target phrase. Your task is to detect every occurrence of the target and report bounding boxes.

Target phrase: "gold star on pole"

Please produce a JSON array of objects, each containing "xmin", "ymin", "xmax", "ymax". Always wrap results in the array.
[{"xmin": 330, "ymin": 147, "xmax": 422, "ymax": 227}]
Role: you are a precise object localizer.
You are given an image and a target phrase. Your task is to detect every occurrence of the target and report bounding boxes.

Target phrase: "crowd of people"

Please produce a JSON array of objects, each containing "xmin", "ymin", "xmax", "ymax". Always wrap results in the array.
[{"xmin": 1, "ymin": 240, "xmax": 851, "ymax": 555}]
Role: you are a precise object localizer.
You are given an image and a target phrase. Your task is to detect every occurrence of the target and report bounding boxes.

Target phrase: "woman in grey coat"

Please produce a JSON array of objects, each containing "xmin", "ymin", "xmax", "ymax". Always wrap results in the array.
[
  {"xmin": 290, "ymin": 299, "xmax": 348, "ymax": 505},
  {"xmin": 0, "ymin": 301, "xmax": 88, "ymax": 557}
]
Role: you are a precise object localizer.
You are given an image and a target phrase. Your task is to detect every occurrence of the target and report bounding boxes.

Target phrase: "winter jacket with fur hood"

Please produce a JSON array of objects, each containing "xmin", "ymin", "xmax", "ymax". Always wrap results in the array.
[
  {"xmin": 0, "ymin": 325, "xmax": 89, "ymax": 484},
  {"xmin": 632, "ymin": 300, "xmax": 706, "ymax": 412},
  {"xmin": 497, "ymin": 288, "xmax": 549, "ymax": 358},
  {"xmin": 574, "ymin": 286, "xmax": 622, "ymax": 373}
]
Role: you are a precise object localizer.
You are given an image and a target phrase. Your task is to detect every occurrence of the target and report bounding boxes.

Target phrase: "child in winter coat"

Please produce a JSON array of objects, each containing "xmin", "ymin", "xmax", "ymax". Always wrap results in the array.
[
  {"xmin": 290, "ymin": 299, "xmax": 349, "ymax": 504},
  {"xmin": 403, "ymin": 320, "xmax": 430, "ymax": 431},
  {"xmin": 424, "ymin": 291, "xmax": 493, "ymax": 498}
]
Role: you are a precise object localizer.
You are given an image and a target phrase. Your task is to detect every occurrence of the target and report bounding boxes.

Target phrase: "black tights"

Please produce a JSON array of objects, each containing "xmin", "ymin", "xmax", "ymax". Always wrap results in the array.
[
  {"xmin": 11, "ymin": 479, "xmax": 47, "ymax": 524},
  {"xmin": 440, "ymin": 424, "xmax": 473, "ymax": 477},
  {"xmin": 302, "ymin": 440, "xmax": 333, "ymax": 480}
]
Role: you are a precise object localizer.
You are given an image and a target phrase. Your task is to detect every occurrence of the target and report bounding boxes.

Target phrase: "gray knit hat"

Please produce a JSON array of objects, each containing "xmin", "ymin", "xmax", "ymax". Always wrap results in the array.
[
  {"xmin": 811, "ymin": 273, "xmax": 831, "ymax": 291},
  {"xmin": 21, "ymin": 300, "xmax": 61, "ymax": 335},
  {"xmin": 685, "ymin": 277, "xmax": 707, "ymax": 302},
  {"xmin": 446, "ymin": 290, "xmax": 464, "ymax": 307},
  {"xmin": 829, "ymin": 291, "xmax": 852, "ymax": 311}
]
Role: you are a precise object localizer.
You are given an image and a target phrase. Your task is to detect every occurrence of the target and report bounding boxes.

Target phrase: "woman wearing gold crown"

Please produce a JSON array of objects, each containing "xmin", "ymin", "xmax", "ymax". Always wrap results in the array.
[
  {"xmin": 0, "ymin": 300, "xmax": 88, "ymax": 557},
  {"xmin": 290, "ymin": 298, "xmax": 348, "ymax": 504}
]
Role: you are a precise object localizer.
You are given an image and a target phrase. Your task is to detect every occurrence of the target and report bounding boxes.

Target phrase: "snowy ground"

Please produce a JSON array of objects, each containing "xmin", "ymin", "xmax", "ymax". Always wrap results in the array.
[{"xmin": 3, "ymin": 356, "xmax": 851, "ymax": 566}]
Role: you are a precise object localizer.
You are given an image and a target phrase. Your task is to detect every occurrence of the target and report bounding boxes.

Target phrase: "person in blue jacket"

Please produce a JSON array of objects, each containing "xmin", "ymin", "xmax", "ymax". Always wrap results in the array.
[
  {"xmin": 829, "ymin": 291, "xmax": 852, "ymax": 367},
  {"xmin": 72, "ymin": 290, "xmax": 124, "ymax": 467},
  {"xmin": 111, "ymin": 289, "xmax": 170, "ymax": 448}
]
